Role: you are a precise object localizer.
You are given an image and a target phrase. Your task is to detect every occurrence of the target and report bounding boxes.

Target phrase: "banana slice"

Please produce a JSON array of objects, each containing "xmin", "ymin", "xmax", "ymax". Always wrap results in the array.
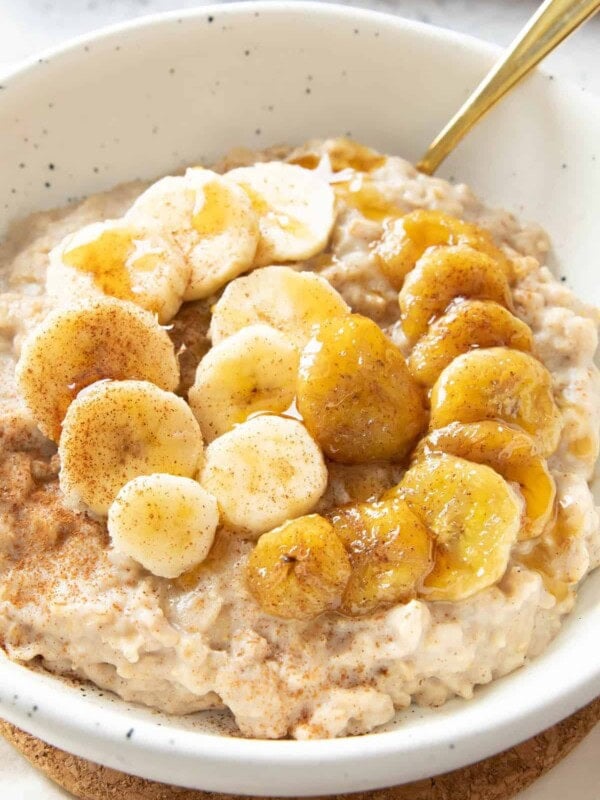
[
  {"xmin": 417, "ymin": 422, "xmax": 556, "ymax": 540},
  {"xmin": 395, "ymin": 453, "xmax": 522, "ymax": 601},
  {"xmin": 189, "ymin": 324, "xmax": 298, "ymax": 442},
  {"xmin": 297, "ymin": 314, "xmax": 425, "ymax": 463},
  {"xmin": 429, "ymin": 347, "xmax": 562, "ymax": 457},
  {"xmin": 200, "ymin": 415, "xmax": 327, "ymax": 537},
  {"xmin": 328, "ymin": 498, "xmax": 432, "ymax": 616},
  {"xmin": 375, "ymin": 209, "xmax": 511, "ymax": 289},
  {"xmin": 126, "ymin": 169, "xmax": 259, "ymax": 301},
  {"xmin": 59, "ymin": 380, "xmax": 203, "ymax": 515},
  {"xmin": 246, "ymin": 514, "xmax": 351, "ymax": 620},
  {"xmin": 46, "ymin": 219, "xmax": 190, "ymax": 323},
  {"xmin": 408, "ymin": 300, "xmax": 533, "ymax": 388},
  {"xmin": 209, "ymin": 265, "xmax": 350, "ymax": 350},
  {"xmin": 108, "ymin": 474, "xmax": 219, "ymax": 578},
  {"xmin": 227, "ymin": 162, "xmax": 335, "ymax": 265},
  {"xmin": 398, "ymin": 245, "xmax": 513, "ymax": 342},
  {"xmin": 16, "ymin": 299, "xmax": 179, "ymax": 442}
]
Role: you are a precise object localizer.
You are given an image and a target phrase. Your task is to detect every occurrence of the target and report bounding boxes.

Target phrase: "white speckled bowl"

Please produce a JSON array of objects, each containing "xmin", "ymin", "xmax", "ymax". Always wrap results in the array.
[{"xmin": 0, "ymin": 2, "xmax": 599, "ymax": 795}]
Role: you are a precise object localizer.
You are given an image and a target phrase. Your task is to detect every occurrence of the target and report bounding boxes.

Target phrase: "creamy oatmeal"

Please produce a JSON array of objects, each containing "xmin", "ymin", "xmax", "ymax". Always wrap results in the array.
[{"xmin": 0, "ymin": 139, "xmax": 598, "ymax": 740}]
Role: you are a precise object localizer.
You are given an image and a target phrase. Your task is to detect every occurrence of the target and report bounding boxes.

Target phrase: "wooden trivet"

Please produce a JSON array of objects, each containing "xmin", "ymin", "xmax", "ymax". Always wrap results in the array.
[{"xmin": 1, "ymin": 698, "xmax": 599, "ymax": 800}]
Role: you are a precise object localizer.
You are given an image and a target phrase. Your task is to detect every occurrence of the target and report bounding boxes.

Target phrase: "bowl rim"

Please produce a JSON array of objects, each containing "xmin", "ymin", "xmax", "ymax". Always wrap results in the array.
[{"xmin": 0, "ymin": 2, "xmax": 599, "ymax": 794}]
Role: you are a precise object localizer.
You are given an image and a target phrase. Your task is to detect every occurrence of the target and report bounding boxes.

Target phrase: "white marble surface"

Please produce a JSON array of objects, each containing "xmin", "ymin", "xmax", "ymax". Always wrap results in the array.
[{"xmin": 0, "ymin": 1, "xmax": 599, "ymax": 798}]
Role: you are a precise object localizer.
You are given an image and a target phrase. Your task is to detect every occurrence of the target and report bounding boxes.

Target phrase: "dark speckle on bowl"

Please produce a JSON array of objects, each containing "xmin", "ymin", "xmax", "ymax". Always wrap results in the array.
[
  {"xmin": 207, "ymin": 15, "xmax": 214, "ymax": 23},
  {"xmin": 48, "ymin": 163, "xmax": 55, "ymax": 170},
  {"xmin": 305, "ymin": 87, "xmax": 311, "ymax": 95},
  {"xmin": 169, "ymin": 67, "xmax": 175, "ymax": 75},
  {"xmin": 244, "ymin": 49, "xmax": 250, "ymax": 56},
  {"xmin": 126, "ymin": 728, "xmax": 134, "ymax": 739},
  {"xmin": 354, "ymin": 28, "xmax": 359, "ymax": 34}
]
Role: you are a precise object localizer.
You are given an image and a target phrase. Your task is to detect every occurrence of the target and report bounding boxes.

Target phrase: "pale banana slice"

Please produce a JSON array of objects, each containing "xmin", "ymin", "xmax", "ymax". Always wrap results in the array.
[
  {"xmin": 126, "ymin": 169, "xmax": 259, "ymax": 301},
  {"xmin": 189, "ymin": 324, "xmax": 299, "ymax": 442},
  {"xmin": 227, "ymin": 162, "xmax": 335, "ymax": 266},
  {"xmin": 200, "ymin": 415, "xmax": 327, "ymax": 537},
  {"xmin": 108, "ymin": 474, "xmax": 219, "ymax": 578},
  {"xmin": 209, "ymin": 265, "xmax": 350, "ymax": 350},
  {"xmin": 59, "ymin": 380, "xmax": 203, "ymax": 515},
  {"xmin": 15, "ymin": 299, "xmax": 179, "ymax": 442},
  {"xmin": 46, "ymin": 219, "xmax": 190, "ymax": 323}
]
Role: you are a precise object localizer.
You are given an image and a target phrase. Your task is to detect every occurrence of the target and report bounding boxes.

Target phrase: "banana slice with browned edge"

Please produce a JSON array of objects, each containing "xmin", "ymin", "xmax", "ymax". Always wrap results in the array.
[
  {"xmin": 297, "ymin": 313, "xmax": 425, "ymax": 463},
  {"xmin": 375, "ymin": 209, "xmax": 511, "ymax": 289},
  {"xmin": 246, "ymin": 514, "xmax": 351, "ymax": 620},
  {"xmin": 328, "ymin": 498, "xmax": 432, "ymax": 615},
  {"xmin": 399, "ymin": 245, "xmax": 513, "ymax": 342},
  {"xmin": 429, "ymin": 347, "xmax": 562, "ymax": 457},
  {"xmin": 391, "ymin": 452, "xmax": 522, "ymax": 601},
  {"xmin": 408, "ymin": 300, "xmax": 533, "ymax": 389},
  {"xmin": 416, "ymin": 421, "xmax": 556, "ymax": 540}
]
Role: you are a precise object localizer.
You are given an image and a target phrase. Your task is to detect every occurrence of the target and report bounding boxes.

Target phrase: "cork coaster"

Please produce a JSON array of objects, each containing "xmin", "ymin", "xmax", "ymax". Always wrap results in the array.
[{"xmin": 1, "ymin": 698, "xmax": 599, "ymax": 800}]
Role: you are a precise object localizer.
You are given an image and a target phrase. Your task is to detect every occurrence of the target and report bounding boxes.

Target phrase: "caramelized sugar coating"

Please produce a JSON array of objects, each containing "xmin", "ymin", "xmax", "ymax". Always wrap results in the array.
[
  {"xmin": 399, "ymin": 245, "xmax": 513, "ymax": 342},
  {"xmin": 390, "ymin": 453, "xmax": 522, "ymax": 601},
  {"xmin": 375, "ymin": 209, "xmax": 511, "ymax": 290},
  {"xmin": 246, "ymin": 515, "xmax": 351, "ymax": 620},
  {"xmin": 328, "ymin": 498, "xmax": 433, "ymax": 616},
  {"xmin": 297, "ymin": 314, "xmax": 426, "ymax": 464},
  {"xmin": 416, "ymin": 422, "xmax": 556, "ymax": 541},
  {"xmin": 429, "ymin": 347, "xmax": 562, "ymax": 457},
  {"xmin": 408, "ymin": 300, "xmax": 533, "ymax": 389}
]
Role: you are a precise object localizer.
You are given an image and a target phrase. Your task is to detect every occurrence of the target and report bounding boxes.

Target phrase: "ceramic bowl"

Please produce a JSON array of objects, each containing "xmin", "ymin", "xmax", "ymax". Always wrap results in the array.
[{"xmin": 0, "ymin": 2, "xmax": 599, "ymax": 794}]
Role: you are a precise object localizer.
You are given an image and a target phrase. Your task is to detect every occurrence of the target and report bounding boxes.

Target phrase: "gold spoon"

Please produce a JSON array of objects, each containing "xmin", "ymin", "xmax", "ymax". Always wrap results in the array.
[{"xmin": 417, "ymin": 0, "xmax": 600, "ymax": 175}]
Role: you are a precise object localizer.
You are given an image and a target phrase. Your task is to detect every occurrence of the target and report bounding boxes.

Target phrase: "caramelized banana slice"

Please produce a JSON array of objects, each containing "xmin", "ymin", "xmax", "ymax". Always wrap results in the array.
[
  {"xmin": 417, "ymin": 422, "xmax": 556, "ymax": 540},
  {"xmin": 395, "ymin": 453, "xmax": 522, "ymax": 601},
  {"xmin": 399, "ymin": 245, "xmax": 513, "ymax": 342},
  {"xmin": 375, "ymin": 209, "xmax": 511, "ymax": 289},
  {"xmin": 408, "ymin": 300, "xmax": 533, "ymax": 389},
  {"xmin": 246, "ymin": 515, "xmax": 351, "ymax": 620},
  {"xmin": 429, "ymin": 347, "xmax": 562, "ymax": 457},
  {"xmin": 297, "ymin": 314, "xmax": 425, "ymax": 463},
  {"xmin": 328, "ymin": 498, "xmax": 432, "ymax": 615}
]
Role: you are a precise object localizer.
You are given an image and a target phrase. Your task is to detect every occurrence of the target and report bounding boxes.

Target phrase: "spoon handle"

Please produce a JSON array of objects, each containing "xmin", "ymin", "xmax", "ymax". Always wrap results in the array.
[{"xmin": 417, "ymin": 0, "xmax": 600, "ymax": 175}]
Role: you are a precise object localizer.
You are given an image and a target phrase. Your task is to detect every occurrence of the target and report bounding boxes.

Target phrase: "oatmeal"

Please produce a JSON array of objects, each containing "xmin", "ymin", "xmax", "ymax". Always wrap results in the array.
[{"xmin": 0, "ymin": 138, "xmax": 598, "ymax": 739}]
